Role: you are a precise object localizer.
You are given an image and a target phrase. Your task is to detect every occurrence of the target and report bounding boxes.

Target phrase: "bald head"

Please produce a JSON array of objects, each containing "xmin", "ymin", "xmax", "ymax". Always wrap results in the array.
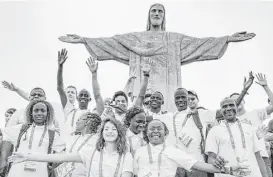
[{"xmin": 174, "ymin": 88, "xmax": 188, "ymax": 111}]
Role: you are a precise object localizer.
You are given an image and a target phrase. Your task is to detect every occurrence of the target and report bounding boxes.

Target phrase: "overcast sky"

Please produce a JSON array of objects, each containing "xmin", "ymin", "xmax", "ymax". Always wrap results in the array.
[{"xmin": 0, "ymin": 0, "xmax": 272, "ymax": 128}]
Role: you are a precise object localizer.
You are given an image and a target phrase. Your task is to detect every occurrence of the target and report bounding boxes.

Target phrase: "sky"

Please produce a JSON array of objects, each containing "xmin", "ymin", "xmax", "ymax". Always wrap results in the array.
[{"xmin": 0, "ymin": 0, "xmax": 272, "ymax": 128}]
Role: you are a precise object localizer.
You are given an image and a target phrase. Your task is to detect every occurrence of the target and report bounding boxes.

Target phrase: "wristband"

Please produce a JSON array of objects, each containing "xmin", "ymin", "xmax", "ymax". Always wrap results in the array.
[{"xmin": 144, "ymin": 73, "xmax": 150, "ymax": 77}]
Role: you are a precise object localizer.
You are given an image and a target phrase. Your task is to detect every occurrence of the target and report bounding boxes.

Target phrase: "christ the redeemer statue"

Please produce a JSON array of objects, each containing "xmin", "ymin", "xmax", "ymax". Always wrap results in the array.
[{"xmin": 59, "ymin": 3, "xmax": 255, "ymax": 112}]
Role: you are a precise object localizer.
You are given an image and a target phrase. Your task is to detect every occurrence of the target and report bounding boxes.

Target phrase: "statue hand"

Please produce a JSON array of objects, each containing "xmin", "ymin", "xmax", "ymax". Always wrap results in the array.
[
  {"xmin": 243, "ymin": 71, "xmax": 254, "ymax": 90},
  {"xmin": 86, "ymin": 56, "xmax": 98, "ymax": 73},
  {"xmin": 58, "ymin": 34, "xmax": 84, "ymax": 44},
  {"xmin": 255, "ymin": 73, "xmax": 268, "ymax": 87},
  {"xmin": 228, "ymin": 32, "xmax": 255, "ymax": 42},
  {"xmin": 58, "ymin": 48, "xmax": 68, "ymax": 65},
  {"xmin": 2, "ymin": 81, "xmax": 16, "ymax": 92}
]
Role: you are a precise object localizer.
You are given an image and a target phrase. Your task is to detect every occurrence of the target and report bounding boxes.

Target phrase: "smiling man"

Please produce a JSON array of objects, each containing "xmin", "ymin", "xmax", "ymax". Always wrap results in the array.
[{"xmin": 63, "ymin": 89, "xmax": 92, "ymax": 139}]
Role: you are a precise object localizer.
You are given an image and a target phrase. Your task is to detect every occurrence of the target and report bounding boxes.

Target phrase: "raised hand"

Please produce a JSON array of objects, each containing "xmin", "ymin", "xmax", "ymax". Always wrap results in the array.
[
  {"xmin": 128, "ymin": 76, "xmax": 137, "ymax": 82},
  {"xmin": 58, "ymin": 34, "xmax": 85, "ymax": 44},
  {"xmin": 58, "ymin": 48, "xmax": 68, "ymax": 65},
  {"xmin": 2, "ymin": 81, "xmax": 16, "ymax": 91},
  {"xmin": 141, "ymin": 58, "xmax": 153, "ymax": 75},
  {"xmin": 243, "ymin": 71, "xmax": 254, "ymax": 90},
  {"xmin": 255, "ymin": 73, "xmax": 267, "ymax": 87},
  {"xmin": 8, "ymin": 152, "xmax": 27, "ymax": 164},
  {"xmin": 86, "ymin": 56, "xmax": 98, "ymax": 73},
  {"xmin": 228, "ymin": 32, "xmax": 256, "ymax": 43}
]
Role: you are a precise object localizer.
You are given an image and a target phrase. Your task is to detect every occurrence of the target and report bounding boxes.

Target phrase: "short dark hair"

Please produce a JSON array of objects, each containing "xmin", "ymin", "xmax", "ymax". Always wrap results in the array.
[
  {"xmin": 31, "ymin": 87, "xmax": 46, "ymax": 96},
  {"xmin": 124, "ymin": 106, "xmax": 145, "ymax": 128},
  {"xmin": 112, "ymin": 91, "xmax": 128, "ymax": 102},
  {"xmin": 143, "ymin": 119, "xmax": 169, "ymax": 143}
]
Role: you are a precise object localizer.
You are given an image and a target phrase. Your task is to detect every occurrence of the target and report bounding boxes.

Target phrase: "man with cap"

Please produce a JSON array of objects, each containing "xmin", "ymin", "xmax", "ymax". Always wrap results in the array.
[{"xmin": 206, "ymin": 97, "xmax": 268, "ymax": 177}]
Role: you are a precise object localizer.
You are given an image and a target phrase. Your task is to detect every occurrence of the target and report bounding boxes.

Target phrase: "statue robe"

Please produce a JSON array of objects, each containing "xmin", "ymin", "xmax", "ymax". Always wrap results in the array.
[{"xmin": 84, "ymin": 31, "xmax": 228, "ymax": 112}]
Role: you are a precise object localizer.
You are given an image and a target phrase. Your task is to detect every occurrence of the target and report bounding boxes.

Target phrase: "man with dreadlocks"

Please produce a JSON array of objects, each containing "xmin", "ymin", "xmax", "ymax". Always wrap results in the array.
[
  {"xmin": 0, "ymin": 100, "xmax": 65, "ymax": 177},
  {"xmin": 59, "ymin": 3, "xmax": 255, "ymax": 113},
  {"xmin": 63, "ymin": 112, "xmax": 101, "ymax": 177}
]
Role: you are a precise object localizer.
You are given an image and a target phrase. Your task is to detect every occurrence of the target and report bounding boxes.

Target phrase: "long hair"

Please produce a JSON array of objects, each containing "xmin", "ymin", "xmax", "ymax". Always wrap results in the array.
[
  {"xmin": 124, "ymin": 106, "xmax": 145, "ymax": 128},
  {"xmin": 25, "ymin": 100, "xmax": 54, "ymax": 126},
  {"xmin": 96, "ymin": 118, "xmax": 127, "ymax": 155},
  {"xmin": 142, "ymin": 119, "xmax": 169, "ymax": 143},
  {"xmin": 146, "ymin": 3, "xmax": 166, "ymax": 31}
]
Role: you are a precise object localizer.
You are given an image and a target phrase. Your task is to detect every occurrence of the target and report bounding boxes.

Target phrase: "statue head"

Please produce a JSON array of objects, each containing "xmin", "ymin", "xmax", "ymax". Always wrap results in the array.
[{"xmin": 146, "ymin": 3, "xmax": 166, "ymax": 31}]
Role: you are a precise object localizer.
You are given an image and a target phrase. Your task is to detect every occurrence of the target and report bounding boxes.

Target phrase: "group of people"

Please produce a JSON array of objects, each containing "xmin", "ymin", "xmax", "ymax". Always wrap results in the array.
[
  {"xmin": 0, "ymin": 47, "xmax": 272, "ymax": 177},
  {"xmin": 0, "ymin": 3, "xmax": 270, "ymax": 177}
]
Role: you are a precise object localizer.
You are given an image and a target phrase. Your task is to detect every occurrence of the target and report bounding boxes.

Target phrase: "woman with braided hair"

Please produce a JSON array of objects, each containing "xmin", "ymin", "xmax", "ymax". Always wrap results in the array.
[
  {"xmin": 124, "ymin": 106, "xmax": 147, "ymax": 157},
  {"xmin": 65, "ymin": 112, "xmax": 101, "ymax": 177},
  {"xmin": 1, "ymin": 100, "xmax": 65, "ymax": 177},
  {"xmin": 9, "ymin": 118, "xmax": 133, "ymax": 177}
]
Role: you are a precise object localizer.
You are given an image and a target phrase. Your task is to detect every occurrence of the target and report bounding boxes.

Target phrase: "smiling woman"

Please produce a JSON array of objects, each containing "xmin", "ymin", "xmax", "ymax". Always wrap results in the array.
[{"xmin": 8, "ymin": 118, "xmax": 134, "ymax": 177}]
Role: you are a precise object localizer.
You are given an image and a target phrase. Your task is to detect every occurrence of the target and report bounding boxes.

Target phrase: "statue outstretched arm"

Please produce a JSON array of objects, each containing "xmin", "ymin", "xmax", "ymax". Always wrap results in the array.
[
  {"xmin": 134, "ymin": 59, "xmax": 152, "ymax": 107},
  {"xmin": 2, "ymin": 81, "xmax": 30, "ymax": 101},
  {"xmin": 59, "ymin": 34, "xmax": 130, "ymax": 65},
  {"xmin": 57, "ymin": 49, "xmax": 68, "ymax": 108},
  {"xmin": 86, "ymin": 57, "xmax": 105, "ymax": 116},
  {"xmin": 180, "ymin": 32, "xmax": 255, "ymax": 66}
]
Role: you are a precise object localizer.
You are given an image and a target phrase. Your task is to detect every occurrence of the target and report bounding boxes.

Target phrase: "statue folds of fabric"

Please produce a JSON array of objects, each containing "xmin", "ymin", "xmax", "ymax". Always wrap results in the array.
[{"xmin": 59, "ymin": 4, "xmax": 255, "ymax": 112}]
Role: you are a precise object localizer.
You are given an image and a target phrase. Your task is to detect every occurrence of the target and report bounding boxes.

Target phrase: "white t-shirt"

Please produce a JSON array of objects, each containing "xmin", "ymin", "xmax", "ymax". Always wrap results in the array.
[
  {"xmin": 126, "ymin": 129, "xmax": 146, "ymax": 156},
  {"xmin": 134, "ymin": 143, "xmax": 198, "ymax": 177},
  {"xmin": 79, "ymin": 147, "xmax": 133, "ymax": 177},
  {"xmin": 2, "ymin": 124, "xmax": 65, "ymax": 177},
  {"xmin": 65, "ymin": 134, "xmax": 98, "ymax": 177},
  {"xmin": 237, "ymin": 109, "xmax": 269, "ymax": 157},
  {"xmin": 205, "ymin": 121, "xmax": 262, "ymax": 177},
  {"xmin": 64, "ymin": 109, "xmax": 89, "ymax": 140}
]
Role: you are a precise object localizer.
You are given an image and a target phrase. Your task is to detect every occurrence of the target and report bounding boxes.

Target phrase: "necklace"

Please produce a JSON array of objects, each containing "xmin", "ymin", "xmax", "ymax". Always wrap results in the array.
[
  {"xmin": 28, "ymin": 124, "xmax": 47, "ymax": 150},
  {"xmin": 99, "ymin": 149, "xmax": 122, "ymax": 177},
  {"xmin": 224, "ymin": 120, "xmax": 246, "ymax": 162},
  {"xmin": 147, "ymin": 143, "xmax": 166, "ymax": 177}
]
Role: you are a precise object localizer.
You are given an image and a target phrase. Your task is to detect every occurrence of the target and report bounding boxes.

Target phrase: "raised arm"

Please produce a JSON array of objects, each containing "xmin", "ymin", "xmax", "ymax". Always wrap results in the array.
[
  {"xmin": 256, "ymin": 73, "xmax": 273, "ymax": 115},
  {"xmin": 86, "ymin": 57, "xmax": 104, "ymax": 116},
  {"xmin": 216, "ymin": 72, "xmax": 254, "ymax": 121},
  {"xmin": 2, "ymin": 81, "xmax": 30, "ymax": 101},
  {"xmin": 134, "ymin": 59, "xmax": 152, "ymax": 107},
  {"xmin": 57, "ymin": 49, "xmax": 68, "ymax": 108},
  {"xmin": 8, "ymin": 152, "xmax": 82, "ymax": 164}
]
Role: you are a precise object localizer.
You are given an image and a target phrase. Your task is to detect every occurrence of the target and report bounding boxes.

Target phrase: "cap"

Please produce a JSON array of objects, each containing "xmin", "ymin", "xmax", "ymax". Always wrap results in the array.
[{"xmin": 188, "ymin": 90, "xmax": 198, "ymax": 100}]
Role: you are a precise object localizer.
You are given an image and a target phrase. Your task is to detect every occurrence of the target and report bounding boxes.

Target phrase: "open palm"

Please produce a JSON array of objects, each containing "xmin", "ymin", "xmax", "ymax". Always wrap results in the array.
[
  {"xmin": 255, "ymin": 73, "xmax": 267, "ymax": 87},
  {"xmin": 58, "ymin": 48, "xmax": 68, "ymax": 65},
  {"xmin": 2, "ymin": 81, "xmax": 16, "ymax": 91},
  {"xmin": 86, "ymin": 56, "xmax": 98, "ymax": 73}
]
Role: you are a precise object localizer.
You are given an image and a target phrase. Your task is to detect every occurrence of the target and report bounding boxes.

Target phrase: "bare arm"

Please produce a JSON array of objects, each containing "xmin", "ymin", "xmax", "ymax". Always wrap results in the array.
[
  {"xmin": 86, "ymin": 57, "xmax": 104, "ymax": 116},
  {"xmin": 2, "ymin": 81, "xmax": 30, "ymax": 101},
  {"xmin": 134, "ymin": 59, "xmax": 152, "ymax": 107},
  {"xmin": 10, "ymin": 152, "xmax": 82, "ymax": 164},
  {"xmin": 255, "ymin": 73, "xmax": 273, "ymax": 115},
  {"xmin": 123, "ymin": 76, "xmax": 136, "ymax": 97},
  {"xmin": 255, "ymin": 151, "xmax": 268, "ymax": 177},
  {"xmin": 216, "ymin": 72, "xmax": 254, "ymax": 121},
  {"xmin": 57, "ymin": 49, "xmax": 68, "ymax": 108}
]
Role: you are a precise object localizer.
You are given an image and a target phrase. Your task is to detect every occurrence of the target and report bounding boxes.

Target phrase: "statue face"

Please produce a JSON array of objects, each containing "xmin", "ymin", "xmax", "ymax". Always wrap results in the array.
[{"xmin": 149, "ymin": 4, "xmax": 164, "ymax": 27}]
